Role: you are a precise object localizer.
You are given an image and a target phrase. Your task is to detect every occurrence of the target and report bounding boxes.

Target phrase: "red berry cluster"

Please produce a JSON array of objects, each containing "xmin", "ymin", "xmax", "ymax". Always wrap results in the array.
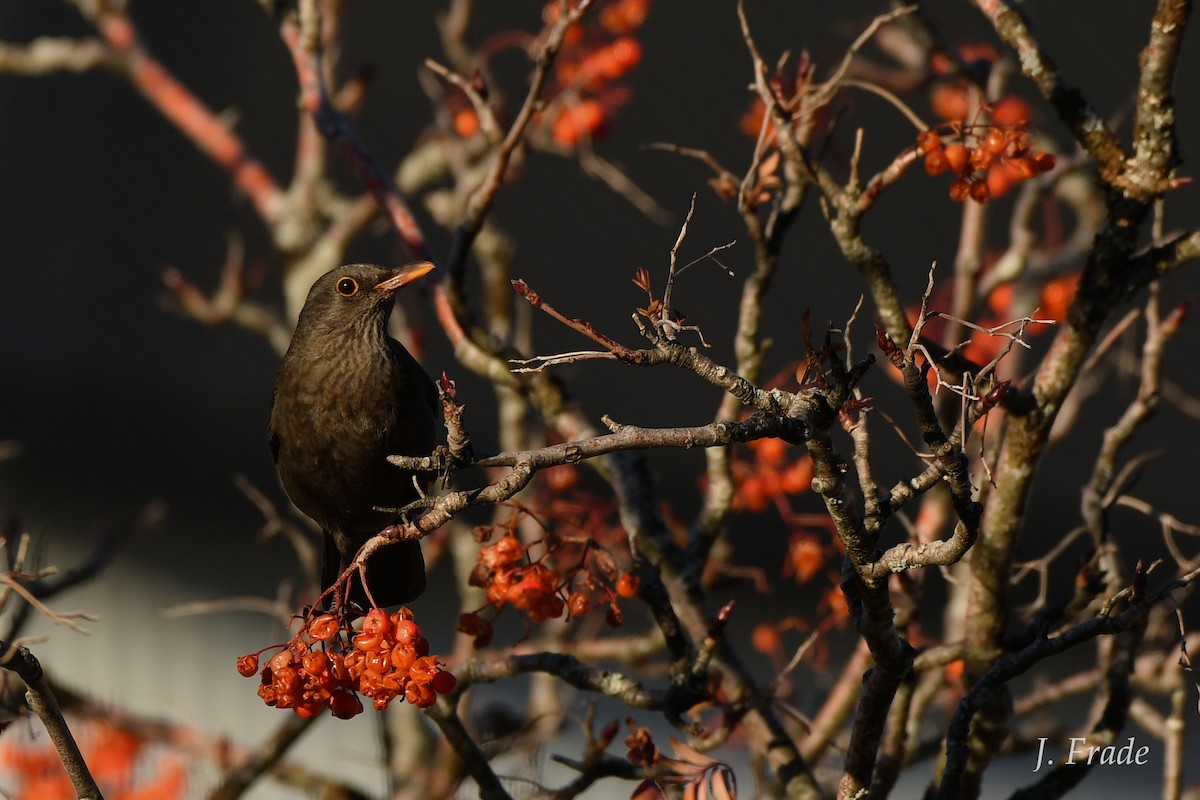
[
  {"xmin": 238, "ymin": 607, "xmax": 456, "ymax": 719},
  {"xmin": 732, "ymin": 437, "xmax": 814, "ymax": 513},
  {"xmin": 457, "ymin": 531, "xmax": 640, "ymax": 647},
  {"xmin": 917, "ymin": 126, "xmax": 1055, "ymax": 203},
  {"xmin": 481, "ymin": 533, "xmax": 566, "ymax": 623},
  {"xmin": 544, "ymin": 0, "xmax": 648, "ymax": 146}
]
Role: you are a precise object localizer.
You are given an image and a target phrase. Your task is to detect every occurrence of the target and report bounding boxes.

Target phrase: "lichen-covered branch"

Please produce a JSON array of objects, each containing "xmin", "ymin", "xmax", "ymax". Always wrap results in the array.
[{"xmin": 0, "ymin": 642, "xmax": 102, "ymax": 800}]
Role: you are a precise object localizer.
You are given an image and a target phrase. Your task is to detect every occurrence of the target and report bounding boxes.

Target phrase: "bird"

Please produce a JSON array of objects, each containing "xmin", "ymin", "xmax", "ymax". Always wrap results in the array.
[{"xmin": 268, "ymin": 262, "xmax": 439, "ymax": 609}]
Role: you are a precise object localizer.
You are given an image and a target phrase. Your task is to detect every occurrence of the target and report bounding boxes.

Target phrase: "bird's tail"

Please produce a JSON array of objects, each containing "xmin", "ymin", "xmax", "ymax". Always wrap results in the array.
[{"xmin": 321, "ymin": 532, "xmax": 427, "ymax": 609}]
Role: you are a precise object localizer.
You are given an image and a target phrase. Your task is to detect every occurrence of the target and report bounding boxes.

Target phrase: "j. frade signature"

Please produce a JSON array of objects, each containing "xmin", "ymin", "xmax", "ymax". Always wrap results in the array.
[{"xmin": 1033, "ymin": 737, "xmax": 1150, "ymax": 772}]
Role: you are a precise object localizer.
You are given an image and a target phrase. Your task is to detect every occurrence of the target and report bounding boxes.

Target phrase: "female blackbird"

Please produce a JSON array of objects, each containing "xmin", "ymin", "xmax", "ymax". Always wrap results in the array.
[{"xmin": 269, "ymin": 262, "xmax": 438, "ymax": 608}]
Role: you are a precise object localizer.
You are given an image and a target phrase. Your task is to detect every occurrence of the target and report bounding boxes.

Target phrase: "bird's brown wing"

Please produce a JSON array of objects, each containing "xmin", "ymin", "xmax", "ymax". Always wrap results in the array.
[{"xmin": 268, "ymin": 427, "xmax": 281, "ymax": 465}]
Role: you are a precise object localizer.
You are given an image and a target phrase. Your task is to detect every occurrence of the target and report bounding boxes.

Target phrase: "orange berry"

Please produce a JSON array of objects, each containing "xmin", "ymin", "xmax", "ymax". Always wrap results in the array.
[
  {"xmin": 753, "ymin": 436, "xmax": 787, "ymax": 466},
  {"xmin": 990, "ymin": 95, "xmax": 1030, "ymax": 126},
  {"xmin": 981, "ymin": 128, "xmax": 1007, "ymax": 154},
  {"xmin": 268, "ymin": 650, "xmax": 295, "ymax": 673},
  {"xmin": 1032, "ymin": 151, "xmax": 1056, "ymax": 173},
  {"xmin": 293, "ymin": 700, "xmax": 321, "ymax": 718},
  {"xmin": 600, "ymin": 0, "xmax": 647, "ymax": 33},
  {"xmin": 924, "ymin": 149, "xmax": 951, "ymax": 176},
  {"xmin": 362, "ymin": 608, "xmax": 393, "ymax": 637},
  {"xmin": 759, "ymin": 467, "xmax": 782, "ymax": 498},
  {"xmin": 963, "ymin": 331, "xmax": 1006, "ymax": 367},
  {"xmin": 409, "ymin": 655, "xmax": 440, "ymax": 683},
  {"xmin": 481, "ymin": 535, "xmax": 523, "ymax": 569},
  {"xmin": 562, "ymin": 22, "xmax": 584, "ymax": 46},
  {"xmin": 308, "ymin": 614, "xmax": 338, "ymax": 642},
  {"xmin": 943, "ymin": 143, "xmax": 970, "ymax": 173},
  {"xmin": 615, "ymin": 572, "xmax": 640, "ymax": 598},
  {"xmin": 987, "ymin": 162, "xmax": 1021, "ymax": 198},
  {"xmin": 353, "ymin": 631, "xmax": 383, "ymax": 652},
  {"xmin": 556, "ymin": 59, "xmax": 580, "ymax": 85},
  {"xmin": 394, "ymin": 619, "xmax": 420, "ymax": 646},
  {"xmin": 610, "ymin": 37, "xmax": 642, "ymax": 72},
  {"xmin": 405, "ymin": 681, "xmax": 436, "ymax": 708},
  {"xmin": 605, "ymin": 601, "xmax": 624, "ymax": 628},
  {"xmin": 1039, "ymin": 274, "xmax": 1078, "ymax": 321},
  {"xmin": 272, "ymin": 666, "xmax": 302, "ymax": 697},
  {"xmin": 453, "ymin": 108, "xmax": 480, "ymax": 138},
  {"xmin": 916, "ymin": 129, "xmax": 942, "ymax": 154},
  {"xmin": 237, "ymin": 654, "xmax": 259, "ymax": 678},
  {"xmin": 781, "ymin": 457, "xmax": 813, "ymax": 494},
  {"xmin": 930, "ymin": 83, "xmax": 971, "ymax": 122},
  {"xmin": 929, "ymin": 52, "xmax": 954, "ymax": 77},
  {"xmin": 785, "ymin": 534, "xmax": 825, "ymax": 583},
  {"xmin": 751, "ymin": 622, "xmax": 781, "ymax": 654},
  {"xmin": 1005, "ymin": 129, "xmax": 1031, "ymax": 157},
  {"xmin": 365, "ymin": 650, "xmax": 391, "ymax": 675},
  {"xmin": 820, "ymin": 585, "xmax": 851, "ymax": 625},
  {"xmin": 551, "ymin": 99, "xmax": 607, "ymax": 146},
  {"xmin": 1011, "ymin": 156, "xmax": 1038, "ymax": 180},
  {"xmin": 949, "ymin": 177, "xmax": 971, "ymax": 202},
  {"xmin": 344, "ymin": 650, "xmax": 365, "ymax": 674},
  {"xmin": 986, "ymin": 283, "xmax": 1014, "ymax": 315},
  {"xmin": 567, "ymin": 590, "xmax": 593, "ymax": 617},
  {"xmin": 545, "ymin": 464, "xmax": 579, "ymax": 492},
  {"xmin": 739, "ymin": 98, "xmax": 771, "ymax": 139},
  {"xmin": 960, "ymin": 43, "xmax": 1000, "ymax": 65},
  {"xmin": 485, "ymin": 581, "xmax": 508, "ymax": 608},
  {"xmin": 737, "ymin": 474, "xmax": 770, "ymax": 512},
  {"xmin": 391, "ymin": 644, "xmax": 417, "ymax": 672},
  {"xmin": 301, "ymin": 651, "xmax": 329, "ymax": 677},
  {"xmin": 970, "ymin": 146, "xmax": 995, "ymax": 171},
  {"xmin": 969, "ymin": 179, "xmax": 991, "ymax": 203}
]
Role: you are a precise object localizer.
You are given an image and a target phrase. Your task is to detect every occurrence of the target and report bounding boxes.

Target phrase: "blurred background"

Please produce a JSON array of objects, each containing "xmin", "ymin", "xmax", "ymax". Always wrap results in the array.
[{"xmin": 0, "ymin": 1, "xmax": 1198, "ymax": 797}]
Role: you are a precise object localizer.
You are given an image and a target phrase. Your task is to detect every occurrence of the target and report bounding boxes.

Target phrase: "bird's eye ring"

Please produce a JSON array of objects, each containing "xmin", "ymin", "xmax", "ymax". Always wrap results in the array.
[{"xmin": 335, "ymin": 277, "xmax": 359, "ymax": 297}]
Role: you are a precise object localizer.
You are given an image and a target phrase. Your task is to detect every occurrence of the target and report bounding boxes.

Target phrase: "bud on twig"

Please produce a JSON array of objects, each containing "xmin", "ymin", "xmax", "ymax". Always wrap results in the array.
[
  {"xmin": 875, "ymin": 325, "xmax": 904, "ymax": 367},
  {"xmin": 978, "ymin": 379, "xmax": 1011, "ymax": 413},
  {"xmin": 470, "ymin": 68, "xmax": 489, "ymax": 101}
]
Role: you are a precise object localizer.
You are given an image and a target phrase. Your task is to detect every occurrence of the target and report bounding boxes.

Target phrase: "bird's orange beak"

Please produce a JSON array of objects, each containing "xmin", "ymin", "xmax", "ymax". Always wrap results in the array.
[{"xmin": 374, "ymin": 261, "xmax": 435, "ymax": 294}]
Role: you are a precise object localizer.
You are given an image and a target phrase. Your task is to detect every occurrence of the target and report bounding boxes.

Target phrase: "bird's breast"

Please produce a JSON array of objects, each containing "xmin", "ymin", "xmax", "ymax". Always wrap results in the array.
[{"xmin": 270, "ymin": 340, "xmax": 435, "ymax": 533}]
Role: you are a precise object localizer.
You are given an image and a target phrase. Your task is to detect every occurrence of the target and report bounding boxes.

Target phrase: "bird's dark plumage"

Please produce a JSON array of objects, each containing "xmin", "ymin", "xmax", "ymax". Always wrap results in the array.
[{"xmin": 269, "ymin": 262, "xmax": 438, "ymax": 608}]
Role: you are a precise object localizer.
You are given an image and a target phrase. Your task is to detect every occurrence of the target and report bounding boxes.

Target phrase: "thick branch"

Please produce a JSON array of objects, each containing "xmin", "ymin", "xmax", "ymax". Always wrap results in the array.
[
  {"xmin": 938, "ymin": 566, "xmax": 1200, "ymax": 799},
  {"xmin": 0, "ymin": 643, "xmax": 102, "ymax": 800}
]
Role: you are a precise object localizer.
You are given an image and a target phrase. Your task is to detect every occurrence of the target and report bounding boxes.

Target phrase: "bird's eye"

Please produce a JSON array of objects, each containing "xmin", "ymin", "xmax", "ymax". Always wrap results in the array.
[{"xmin": 335, "ymin": 277, "xmax": 359, "ymax": 297}]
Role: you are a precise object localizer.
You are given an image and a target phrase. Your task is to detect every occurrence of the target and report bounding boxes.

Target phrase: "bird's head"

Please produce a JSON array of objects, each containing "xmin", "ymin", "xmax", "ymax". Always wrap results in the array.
[{"xmin": 295, "ymin": 262, "xmax": 436, "ymax": 338}]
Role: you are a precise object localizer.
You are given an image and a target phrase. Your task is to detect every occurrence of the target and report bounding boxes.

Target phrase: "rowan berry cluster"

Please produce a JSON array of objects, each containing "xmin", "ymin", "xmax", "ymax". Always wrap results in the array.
[
  {"xmin": 448, "ymin": 1, "xmax": 647, "ymax": 144},
  {"xmin": 457, "ymin": 530, "xmax": 640, "ymax": 647},
  {"xmin": 544, "ymin": 0, "xmax": 648, "ymax": 146},
  {"xmin": 917, "ymin": 125, "xmax": 1056, "ymax": 204},
  {"xmin": 237, "ymin": 607, "xmax": 456, "ymax": 719},
  {"xmin": 732, "ymin": 437, "xmax": 814, "ymax": 513}
]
